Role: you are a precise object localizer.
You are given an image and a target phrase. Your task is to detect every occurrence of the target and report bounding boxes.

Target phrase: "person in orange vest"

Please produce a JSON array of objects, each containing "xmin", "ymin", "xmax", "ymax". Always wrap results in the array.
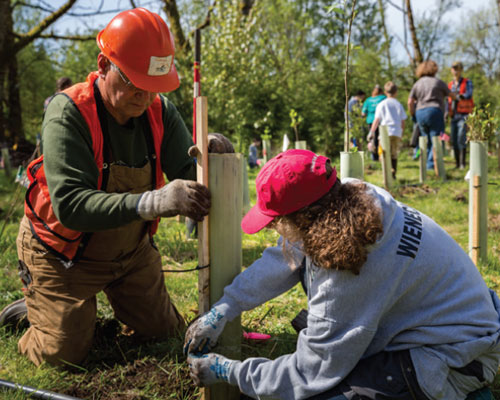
[
  {"xmin": 448, "ymin": 61, "xmax": 474, "ymax": 169},
  {"xmin": 0, "ymin": 8, "xmax": 233, "ymax": 367}
]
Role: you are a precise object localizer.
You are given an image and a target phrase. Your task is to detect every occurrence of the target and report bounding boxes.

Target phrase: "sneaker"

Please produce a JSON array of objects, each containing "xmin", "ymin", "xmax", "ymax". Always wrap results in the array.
[{"xmin": 0, "ymin": 298, "xmax": 29, "ymax": 330}]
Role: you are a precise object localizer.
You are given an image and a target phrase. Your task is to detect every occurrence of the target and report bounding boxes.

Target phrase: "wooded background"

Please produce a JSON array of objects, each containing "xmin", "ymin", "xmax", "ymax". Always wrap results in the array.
[{"xmin": 1, "ymin": 0, "xmax": 499, "ymax": 159}]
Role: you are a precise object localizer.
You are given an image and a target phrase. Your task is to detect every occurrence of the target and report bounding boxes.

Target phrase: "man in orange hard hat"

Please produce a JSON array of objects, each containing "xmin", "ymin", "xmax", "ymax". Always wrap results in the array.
[{"xmin": 0, "ymin": 8, "xmax": 233, "ymax": 366}]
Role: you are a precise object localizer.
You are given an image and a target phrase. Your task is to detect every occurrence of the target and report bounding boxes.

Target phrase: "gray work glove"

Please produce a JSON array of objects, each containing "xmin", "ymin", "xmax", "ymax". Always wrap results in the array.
[
  {"xmin": 208, "ymin": 133, "xmax": 235, "ymax": 153},
  {"xmin": 188, "ymin": 133, "xmax": 235, "ymax": 158},
  {"xmin": 187, "ymin": 353, "xmax": 239, "ymax": 387},
  {"xmin": 137, "ymin": 179, "xmax": 210, "ymax": 222},
  {"xmin": 184, "ymin": 306, "xmax": 228, "ymax": 355}
]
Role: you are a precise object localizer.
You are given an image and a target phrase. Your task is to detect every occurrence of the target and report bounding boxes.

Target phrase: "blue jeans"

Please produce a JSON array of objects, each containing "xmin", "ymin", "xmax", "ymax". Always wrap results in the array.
[
  {"xmin": 416, "ymin": 107, "xmax": 445, "ymax": 169},
  {"xmin": 306, "ymin": 350, "xmax": 427, "ymax": 399},
  {"xmin": 451, "ymin": 115, "xmax": 467, "ymax": 153}
]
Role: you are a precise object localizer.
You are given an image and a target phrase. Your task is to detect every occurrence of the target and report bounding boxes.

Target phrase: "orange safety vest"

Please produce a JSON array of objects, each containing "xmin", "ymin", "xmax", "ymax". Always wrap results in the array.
[
  {"xmin": 25, "ymin": 71, "xmax": 166, "ymax": 267},
  {"xmin": 448, "ymin": 78, "xmax": 474, "ymax": 115}
]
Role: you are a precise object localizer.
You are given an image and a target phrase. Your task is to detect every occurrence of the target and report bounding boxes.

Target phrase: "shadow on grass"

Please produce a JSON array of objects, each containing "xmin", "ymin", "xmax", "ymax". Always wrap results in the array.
[
  {"xmin": 59, "ymin": 317, "xmax": 300, "ymax": 400},
  {"xmin": 58, "ymin": 318, "xmax": 197, "ymax": 399}
]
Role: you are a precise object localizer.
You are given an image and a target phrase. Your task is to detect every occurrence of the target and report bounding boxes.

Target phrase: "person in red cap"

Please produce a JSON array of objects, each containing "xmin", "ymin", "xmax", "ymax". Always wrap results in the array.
[
  {"xmin": 184, "ymin": 149, "xmax": 500, "ymax": 400},
  {"xmin": 0, "ymin": 8, "xmax": 233, "ymax": 367}
]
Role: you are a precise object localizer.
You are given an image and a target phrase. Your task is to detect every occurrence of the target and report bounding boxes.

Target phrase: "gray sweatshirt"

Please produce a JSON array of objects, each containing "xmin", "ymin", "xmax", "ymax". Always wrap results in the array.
[{"xmin": 215, "ymin": 180, "xmax": 500, "ymax": 400}]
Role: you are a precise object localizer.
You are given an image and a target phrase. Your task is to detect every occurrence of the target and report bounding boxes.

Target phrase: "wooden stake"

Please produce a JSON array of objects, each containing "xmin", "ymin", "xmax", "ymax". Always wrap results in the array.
[
  {"xmin": 471, "ymin": 175, "xmax": 481, "ymax": 265},
  {"xmin": 469, "ymin": 141, "xmax": 488, "ymax": 263},
  {"xmin": 378, "ymin": 126, "xmax": 392, "ymax": 189},
  {"xmin": 196, "ymin": 96, "xmax": 210, "ymax": 316},
  {"xmin": 195, "ymin": 97, "xmax": 210, "ymax": 400}
]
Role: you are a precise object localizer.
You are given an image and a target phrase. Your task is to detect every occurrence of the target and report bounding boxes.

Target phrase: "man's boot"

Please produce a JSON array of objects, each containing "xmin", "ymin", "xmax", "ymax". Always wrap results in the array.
[
  {"xmin": 0, "ymin": 298, "xmax": 29, "ymax": 330},
  {"xmin": 459, "ymin": 149, "xmax": 466, "ymax": 170},
  {"xmin": 391, "ymin": 159, "xmax": 397, "ymax": 180}
]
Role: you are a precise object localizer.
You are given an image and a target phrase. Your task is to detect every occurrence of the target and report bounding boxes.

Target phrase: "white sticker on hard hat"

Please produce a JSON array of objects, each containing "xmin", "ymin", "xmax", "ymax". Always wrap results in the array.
[{"xmin": 147, "ymin": 55, "xmax": 172, "ymax": 76}]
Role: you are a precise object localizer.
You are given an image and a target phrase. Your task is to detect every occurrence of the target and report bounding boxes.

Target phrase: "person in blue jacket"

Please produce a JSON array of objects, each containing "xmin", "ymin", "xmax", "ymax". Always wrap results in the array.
[
  {"xmin": 362, "ymin": 85, "xmax": 386, "ymax": 161},
  {"xmin": 185, "ymin": 149, "xmax": 500, "ymax": 400}
]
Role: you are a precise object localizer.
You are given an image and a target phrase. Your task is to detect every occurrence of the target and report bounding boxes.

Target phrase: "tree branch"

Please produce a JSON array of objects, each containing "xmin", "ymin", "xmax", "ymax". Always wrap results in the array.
[
  {"xmin": 344, "ymin": 0, "xmax": 357, "ymax": 152},
  {"xmin": 386, "ymin": 0, "xmax": 405, "ymax": 12},
  {"xmin": 394, "ymin": 33, "xmax": 414, "ymax": 65},
  {"xmin": 405, "ymin": 0, "xmax": 423, "ymax": 66},
  {"xmin": 196, "ymin": 1, "xmax": 217, "ymax": 31},
  {"xmin": 377, "ymin": 0, "xmax": 393, "ymax": 76},
  {"xmin": 35, "ymin": 33, "xmax": 95, "ymax": 41},
  {"xmin": 13, "ymin": 0, "xmax": 119, "ymax": 17},
  {"xmin": 14, "ymin": 0, "xmax": 78, "ymax": 52},
  {"xmin": 163, "ymin": 0, "xmax": 190, "ymax": 53}
]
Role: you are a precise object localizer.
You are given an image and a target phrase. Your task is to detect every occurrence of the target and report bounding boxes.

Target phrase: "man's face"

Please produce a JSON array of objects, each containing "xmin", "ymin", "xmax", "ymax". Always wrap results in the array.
[
  {"xmin": 451, "ymin": 66, "xmax": 462, "ymax": 79},
  {"xmin": 98, "ymin": 54, "xmax": 157, "ymax": 124}
]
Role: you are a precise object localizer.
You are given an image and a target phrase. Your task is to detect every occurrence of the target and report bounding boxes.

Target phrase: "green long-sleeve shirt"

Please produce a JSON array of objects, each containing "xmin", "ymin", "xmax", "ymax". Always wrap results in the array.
[{"xmin": 41, "ymin": 87, "xmax": 195, "ymax": 232}]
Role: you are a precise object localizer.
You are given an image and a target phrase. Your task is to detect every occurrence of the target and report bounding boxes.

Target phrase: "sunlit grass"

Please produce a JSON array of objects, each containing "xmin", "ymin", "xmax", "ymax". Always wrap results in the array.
[{"xmin": 0, "ymin": 147, "xmax": 499, "ymax": 398}]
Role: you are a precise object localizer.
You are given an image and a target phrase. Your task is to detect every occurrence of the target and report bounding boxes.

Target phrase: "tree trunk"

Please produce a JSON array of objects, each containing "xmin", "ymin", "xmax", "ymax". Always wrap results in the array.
[
  {"xmin": 0, "ymin": 0, "xmax": 76, "ymax": 145},
  {"xmin": 7, "ymin": 56, "xmax": 24, "ymax": 141},
  {"xmin": 497, "ymin": 0, "xmax": 500, "ymax": 29},
  {"xmin": 163, "ymin": 0, "xmax": 190, "ymax": 53},
  {"xmin": 0, "ymin": 65, "xmax": 6, "ymax": 143},
  {"xmin": 377, "ymin": 0, "xmax": 393, "ymax": 77},
  {"xmin": 0, "ymin": 0, "xmax": 13, "ymax": 143},
  {"xmin": 239, "ymin": 0, "xmax": 254, "ymax": 16},
  {"xmin": 405, "ymin": 0, "xmax": 423, "ymax": 67}
]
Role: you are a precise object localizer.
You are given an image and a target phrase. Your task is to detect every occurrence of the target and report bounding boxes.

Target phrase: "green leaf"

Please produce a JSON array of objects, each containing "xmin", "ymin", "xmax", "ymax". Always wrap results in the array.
[{"xmin": 327, "ymin": 6, "xmax": 344, "ymax": 14}]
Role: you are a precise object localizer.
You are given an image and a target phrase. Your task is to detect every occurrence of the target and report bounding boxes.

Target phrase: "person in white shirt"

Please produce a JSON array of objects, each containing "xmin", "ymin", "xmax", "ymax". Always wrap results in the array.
[{"xmin": 368, "ymin": 81, "xmax": 407, "ymax": 179}]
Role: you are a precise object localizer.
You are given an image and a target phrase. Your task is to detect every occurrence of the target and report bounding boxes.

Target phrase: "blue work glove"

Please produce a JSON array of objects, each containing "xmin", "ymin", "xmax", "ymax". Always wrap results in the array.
[
  {"xmin": 411, "ymin": 115, "xmax": 417, "ymax": 124},
  {"xmin": 187, "ymin": 353, "xmax": 239, "ymax": 387},
  {"xmin": 184, "ymin": 306, "xmax": 228, "ymax": 355}
]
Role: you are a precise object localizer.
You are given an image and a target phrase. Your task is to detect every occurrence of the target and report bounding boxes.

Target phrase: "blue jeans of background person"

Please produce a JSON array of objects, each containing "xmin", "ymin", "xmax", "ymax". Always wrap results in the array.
[
  {"xmin": 416, "ymin": 107, "xmax": 445, "ymax": 169},
  {"xmin": 451, "ymin": 115, "xmax": 467, "ymax": 152}
]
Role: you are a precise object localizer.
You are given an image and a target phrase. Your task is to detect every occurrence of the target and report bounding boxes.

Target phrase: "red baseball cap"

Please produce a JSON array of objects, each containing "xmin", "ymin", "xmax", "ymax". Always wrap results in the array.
[{"xmin": 241, "ymin": 149, "xmax": 337, "ymax": 234}]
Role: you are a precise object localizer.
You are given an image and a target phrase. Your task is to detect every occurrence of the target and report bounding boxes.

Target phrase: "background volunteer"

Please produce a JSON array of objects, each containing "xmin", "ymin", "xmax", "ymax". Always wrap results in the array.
[
  {"xmin": 407, "ymin": 60, "xmax": 455, "ymax": 170},
  {"xmin": 368, "ymin": 81, "xmax": 407, "ymax": 180},
  {"xmin": 448, "ymin": 61, "xmax": 474, "ymax": 170},
  {"xmin": 185, "ymin": 150, "xmax": 500, "ymax": 400},
  {"xmin": 361, "ymin": 84, "xmax": 386, "ymax": 161}
]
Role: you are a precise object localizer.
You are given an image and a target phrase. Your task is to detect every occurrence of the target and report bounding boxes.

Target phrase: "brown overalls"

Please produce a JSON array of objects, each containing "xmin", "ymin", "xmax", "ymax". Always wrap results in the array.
[{"xmin": 17, "ymin": 162, "xmax": 185, "ymax": 366}]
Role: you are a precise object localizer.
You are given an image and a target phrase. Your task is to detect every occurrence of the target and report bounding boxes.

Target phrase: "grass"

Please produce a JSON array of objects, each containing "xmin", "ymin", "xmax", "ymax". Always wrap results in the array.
[{"xmin": 0, "ymin": 146, "xmax": 499, "ymax": 399}]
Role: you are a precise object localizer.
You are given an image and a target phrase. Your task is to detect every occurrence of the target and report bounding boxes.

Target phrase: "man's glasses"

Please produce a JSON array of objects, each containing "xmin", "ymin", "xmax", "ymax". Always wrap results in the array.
[{"xmin": 109, "ymin": 61, "xmax": 138, "ymax": 90}]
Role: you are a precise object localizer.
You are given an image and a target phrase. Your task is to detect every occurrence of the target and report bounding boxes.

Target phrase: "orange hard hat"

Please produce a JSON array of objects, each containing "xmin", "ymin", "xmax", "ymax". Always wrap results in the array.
[{"xmin": 97, "ymin": 8, "xmax": 179, "ymax": 93}]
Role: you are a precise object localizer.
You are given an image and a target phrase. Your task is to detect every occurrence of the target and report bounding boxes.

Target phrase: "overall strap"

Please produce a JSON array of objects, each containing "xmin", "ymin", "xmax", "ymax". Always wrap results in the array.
[
  {"xmin": 73, "ymin": 80, "xmax": 113, "ymax": 263},
  {"xmin": 140, "ymin": 112, "xmax": 157, "ymax": 190},
  {"xmin": 93, "ymin": 81, "xmax": 112, "ymax": 191}
]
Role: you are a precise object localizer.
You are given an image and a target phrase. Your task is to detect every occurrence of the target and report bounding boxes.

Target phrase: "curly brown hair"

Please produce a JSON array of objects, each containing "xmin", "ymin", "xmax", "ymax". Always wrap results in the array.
[
  {"xmin": 416, "ymin": 60, "xmax": 438, "ymax": 78},
  {"xmin": 275, "ymin": 181, "xmax": 383, "ymax": 275}
]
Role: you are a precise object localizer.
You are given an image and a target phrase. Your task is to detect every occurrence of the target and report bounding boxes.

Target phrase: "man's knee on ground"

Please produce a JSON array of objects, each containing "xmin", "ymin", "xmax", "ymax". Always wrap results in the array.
[{"xmin": 19, "ymin": 327, "xmax": 93, "ymax": 367}]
